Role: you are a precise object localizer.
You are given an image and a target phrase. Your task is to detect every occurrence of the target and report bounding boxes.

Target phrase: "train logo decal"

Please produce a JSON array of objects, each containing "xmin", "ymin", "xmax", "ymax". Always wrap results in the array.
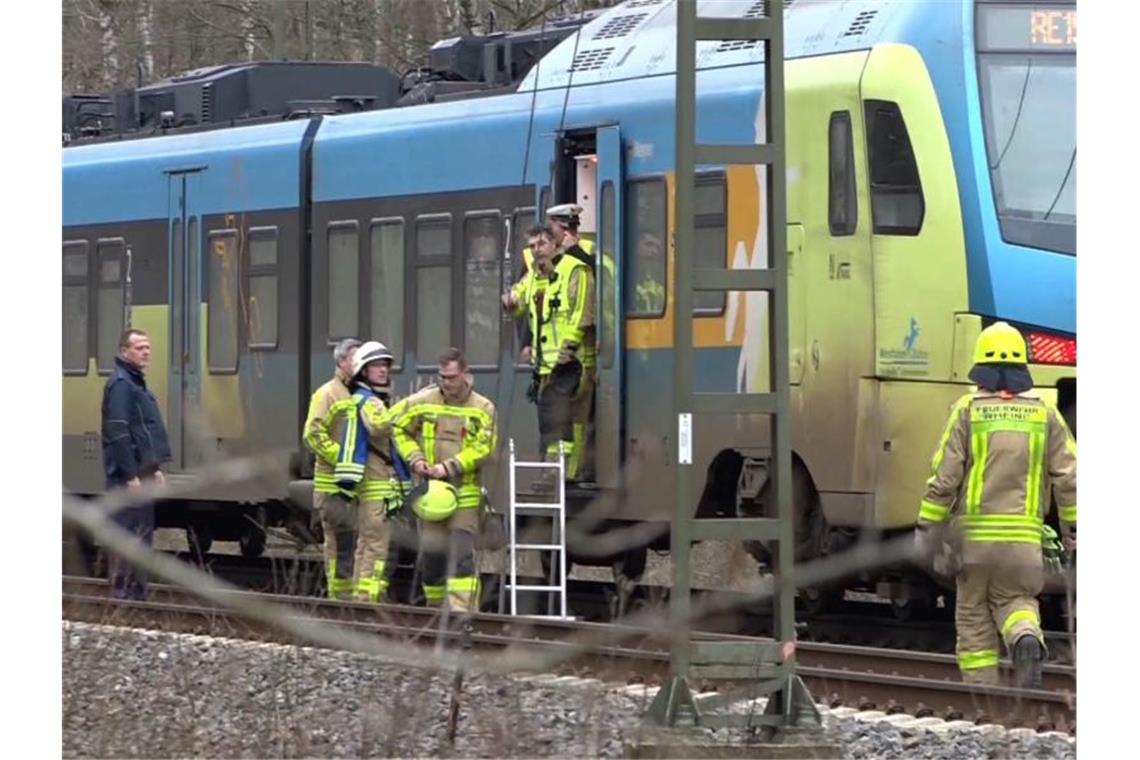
[{"xmin": 880, "ymin": 316, "xmax": 930, "ymax": 376}]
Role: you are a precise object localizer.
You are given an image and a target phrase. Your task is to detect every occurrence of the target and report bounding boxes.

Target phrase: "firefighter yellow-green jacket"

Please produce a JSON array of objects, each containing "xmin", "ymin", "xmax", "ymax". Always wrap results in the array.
[
  {"xmin": 303, "ymin": 370, "xmax": 354, "ymax": 495},
  {"xmin": 390, "ymin": 380, "xmax": 497, "ymax": 509},
  {"xmin": 523, "ymin": 251, "xmax": 595, "ymax": 375},
  {"xmin": 917, "ymin": 390, "xmax": 1077, "ymax": 566},
  {"xmin": 330, "ymin": 386, "xmax": 400, "ymax": 502}
]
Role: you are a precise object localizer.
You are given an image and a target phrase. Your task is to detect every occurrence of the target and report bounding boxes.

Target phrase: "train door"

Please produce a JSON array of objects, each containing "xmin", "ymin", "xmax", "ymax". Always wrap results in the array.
[
  {"xmin": 783, "ymin": 51, "xmax": 876, "ymax": 513},
  {"xmin": 858, "ymin": 44, "xmax": 970, "ymax": 527},
  {"xmin": 594, "ymin": 125, "xmax": 624, "ymax": 489},
  {"xmin": 167, "ymin": 169, "xmax": 205, "ymax": 472}
]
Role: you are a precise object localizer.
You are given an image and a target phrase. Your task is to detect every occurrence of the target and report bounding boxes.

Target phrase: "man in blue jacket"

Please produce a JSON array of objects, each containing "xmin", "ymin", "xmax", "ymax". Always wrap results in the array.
[{"xmin": 101, "ymin": 328, "xmax": 172, "ymax": 599}]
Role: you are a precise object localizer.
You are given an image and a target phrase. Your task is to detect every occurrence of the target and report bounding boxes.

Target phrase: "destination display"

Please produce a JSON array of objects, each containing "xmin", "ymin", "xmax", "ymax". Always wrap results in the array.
[{"xmin": 977, "ymin": 5, "xmax": 1076, "ymax": 52}]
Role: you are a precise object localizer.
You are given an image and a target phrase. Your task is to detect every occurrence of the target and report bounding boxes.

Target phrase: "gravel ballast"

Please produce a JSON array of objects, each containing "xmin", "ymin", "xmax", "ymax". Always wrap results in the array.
[{"xmin": 63, "ymin": 621, "xmax": 1076, "ymax": 758}]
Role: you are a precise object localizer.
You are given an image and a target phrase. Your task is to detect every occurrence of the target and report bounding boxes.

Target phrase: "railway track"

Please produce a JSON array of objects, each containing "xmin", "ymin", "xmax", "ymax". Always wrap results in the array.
[{"xmin": 62, "ymin": 576, "xmax": 1075, "ymax": 732}]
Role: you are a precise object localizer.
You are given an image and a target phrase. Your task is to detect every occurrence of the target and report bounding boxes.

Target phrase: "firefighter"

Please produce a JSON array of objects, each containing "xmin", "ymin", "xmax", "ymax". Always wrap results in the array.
[
  {"xmin": 547, "ymin": 203, "xmax": 602, "ymax": 481},
  {"xmin": 303, "ymin": 337, "xmax": 362, "ymax": 599},
  {"xmin": 391, "ymin": 347, "xmax": 497, "ymax": 613},
  {"xmin": 914, "ymin": 322, "xmax": 1076, "ymax": 689},
  {"xmin": 505, "ymin": 225, "xmax": 553, "ymax": 366},
  {"xmin": 333, "ymin": 340, "xmax": 401, "ymax": 603},
  {"xmin": 504, "ymin": 225, "xmax": 594, "ymax": 481}
]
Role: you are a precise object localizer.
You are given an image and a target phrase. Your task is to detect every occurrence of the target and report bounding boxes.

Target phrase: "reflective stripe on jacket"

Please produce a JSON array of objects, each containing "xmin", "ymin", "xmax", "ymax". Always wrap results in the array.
[
  {"xmin": 303, "ymin": 372, "xmax": 353, "ymax": 495},
  {"xmin": 390, "ymin": 382, "xmax": 497, "ymax": 509}
]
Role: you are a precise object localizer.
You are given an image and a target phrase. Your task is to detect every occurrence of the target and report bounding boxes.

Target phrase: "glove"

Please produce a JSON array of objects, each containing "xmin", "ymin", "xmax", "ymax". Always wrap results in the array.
[{"xmin": 1042, "ymin": 524, "xmax": 1065, "ymax": 576}]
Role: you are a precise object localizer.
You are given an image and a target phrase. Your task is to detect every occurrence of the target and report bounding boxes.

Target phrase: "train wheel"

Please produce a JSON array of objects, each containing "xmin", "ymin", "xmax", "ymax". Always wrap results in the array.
[
  {"xmin": 742, "ymin": 461, "xmax": 824, "ymax": 567},
  {"xmin": 239, "ymin": 506, "xmax": 269, "ymax": 558},
  {"xmin": 239, "ymin": 524, "xmax": 267, "ymax": 558},
  {"xmin": 186, "ymin": 525, "xmax": 213, "ymax": 559}
]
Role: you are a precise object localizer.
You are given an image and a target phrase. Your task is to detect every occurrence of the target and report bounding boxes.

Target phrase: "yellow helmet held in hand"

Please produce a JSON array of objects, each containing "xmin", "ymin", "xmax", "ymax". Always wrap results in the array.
[
  {"xmin": 411, "ymin": 479, "xmax": 458, "ymax": 522},
  {"xmin": 973, "ymin": 322, "xmax": 1027, "ymax": 366}
]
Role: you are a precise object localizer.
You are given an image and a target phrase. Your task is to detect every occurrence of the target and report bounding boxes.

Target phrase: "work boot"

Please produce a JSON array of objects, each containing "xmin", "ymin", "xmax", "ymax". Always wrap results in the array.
[{"xmin": 1012, "ymin": 635, "xmax": 1044, "ymax": 690}]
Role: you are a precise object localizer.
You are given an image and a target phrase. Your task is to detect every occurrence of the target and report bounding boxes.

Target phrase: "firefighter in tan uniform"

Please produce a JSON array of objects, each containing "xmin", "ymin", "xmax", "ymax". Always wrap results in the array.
[
  {"xmin": 332, "ymin": 341, "xmax": 401, "ymax": 603},
  {"xmin": 915, "ymin": 322, "xmax": 1076, "ymax": 688},
  {"xmin": 390, "ymin": 347, "xmax": 497, "ymax": 613},
  {"xmin": 303, "ymin": 338, "xmax": 362, "ymax": 599}
]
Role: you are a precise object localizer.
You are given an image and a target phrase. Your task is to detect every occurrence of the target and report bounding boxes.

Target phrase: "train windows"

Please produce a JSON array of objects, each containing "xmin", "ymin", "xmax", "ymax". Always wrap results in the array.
[
  {"xmin": 248, "ymin": 227, "xmax": 278, "ymax": 349},
  {"xmin": 463, "ymin": 213, "xmax": 501, "ymax": 367},
  {"xmin": 599, "ymin": 182, "xmax": 616, "ymax": 369},
  {"xmin": 327, "ymin": 222, "xmax": 360, "ymax": 341},
  {"xmin": 416, "ymin": 215, "xmax": 453, "ymax": 363},
  {"xmin": 694, "ymin": 173, "xmax": 728, "ymax": 314},
  {"xmin": 370, "ymin": 218, "xmax": 405, "ymax": 363},
  {"xmin": 864, "ymin": 100, "xmax": 924, "ymax": 235},
  {"xmin": 625, "ymin": 178, "xmax": 667, "ymax": 318},
  {"xmin": 63, "ymin": 241, "xmax": 89, "ymax": 374},
  {"xmin": 207, "ymin": 230, "xmax": 240, "ymax": 372},
  {"xmin": 95, "ymin": 239, "xmax": 126, "ymax": 372},
  {"xmin": 829, "ymin": 111, "xmax": 858, "ymax": 236}
]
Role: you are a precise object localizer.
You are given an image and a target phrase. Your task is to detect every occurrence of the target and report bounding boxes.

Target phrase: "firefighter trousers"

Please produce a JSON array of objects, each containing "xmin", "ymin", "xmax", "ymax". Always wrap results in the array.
[
  {"xmin": 955, "ymin": 561, "xmax": 1045, "ymax": 684},
  {"xmin": 418, "ymin": 506, "xmax": 481, "ymax": 613},
  {"xmin": 537, "ymin": 360, "xmax": 583, "ymax": 479},
  {"xmin": 353, "ymin": 497, "xmax": 395, "ymax": 602},
  {"xmin": 315, "ymin": 490, "xmax": 357, "ymax": 600},
  {"xmin": 570, "ymin": 367, "xmax": 595, "ymax": 482}
]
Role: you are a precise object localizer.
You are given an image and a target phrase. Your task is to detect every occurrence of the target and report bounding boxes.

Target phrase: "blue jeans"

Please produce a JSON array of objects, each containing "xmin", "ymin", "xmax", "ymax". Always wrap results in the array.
[{"xmin": 109, "ymin": 501, "xmax": 155, "ymax": 600}]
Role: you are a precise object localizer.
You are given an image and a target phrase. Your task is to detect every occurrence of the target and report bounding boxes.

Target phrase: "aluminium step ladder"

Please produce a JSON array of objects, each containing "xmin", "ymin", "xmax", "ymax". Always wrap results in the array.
[{"xmin": 502, "ymin": 438, "xmax": 572, "ymax": 619}]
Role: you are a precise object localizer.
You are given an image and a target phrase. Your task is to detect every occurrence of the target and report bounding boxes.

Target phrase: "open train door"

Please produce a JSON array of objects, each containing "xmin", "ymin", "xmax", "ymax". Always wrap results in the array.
[{"xmin": 594, "ymin": 125, "xmax": 624, "ymax": 489}]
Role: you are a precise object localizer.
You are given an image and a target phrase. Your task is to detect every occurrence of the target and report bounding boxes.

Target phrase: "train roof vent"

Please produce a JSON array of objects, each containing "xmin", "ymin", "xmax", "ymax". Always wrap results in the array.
[
  {"xmin": 592, "ymin": 12, "xmax": 649, "ymax": 40},
  {"xmin": 570, "ymin": 46, "xmax": 616, "ymax": 72},
  {"xmin": 623, "ymin": 0, "xmax": 665, "ymax": 7},
  {"xmin": 843, "ymin": 9, "xmax": 878, "ymax": 37},
  {"xmin": 712, "ymin": 1, "xmax": 769, "ymax": 54}
]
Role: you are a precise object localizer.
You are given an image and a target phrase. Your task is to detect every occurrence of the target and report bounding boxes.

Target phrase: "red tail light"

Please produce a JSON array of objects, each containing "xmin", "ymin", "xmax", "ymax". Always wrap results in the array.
[{"xmin": 1028, "ymin": 332, "xmax": 1077, "ymax": 366}]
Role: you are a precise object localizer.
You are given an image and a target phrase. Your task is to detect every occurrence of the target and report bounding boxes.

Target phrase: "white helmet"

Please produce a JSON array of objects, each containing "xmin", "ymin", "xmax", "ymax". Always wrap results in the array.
[{"xmin": 352, "ymin": 340, "xmax": 395, "ymax": 378}]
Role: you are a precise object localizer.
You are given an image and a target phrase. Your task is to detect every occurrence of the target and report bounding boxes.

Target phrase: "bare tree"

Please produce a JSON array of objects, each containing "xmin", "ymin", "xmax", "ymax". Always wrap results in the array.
[{"xmin": 64, "ymin": 0, "xmax": 622, "ymax": 93}]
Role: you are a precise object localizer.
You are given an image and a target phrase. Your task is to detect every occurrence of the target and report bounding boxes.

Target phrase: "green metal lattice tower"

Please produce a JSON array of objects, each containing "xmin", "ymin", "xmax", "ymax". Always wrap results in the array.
[{"xmin": 646, "ymin": 0, "xmax": 820, "ymax": 734}]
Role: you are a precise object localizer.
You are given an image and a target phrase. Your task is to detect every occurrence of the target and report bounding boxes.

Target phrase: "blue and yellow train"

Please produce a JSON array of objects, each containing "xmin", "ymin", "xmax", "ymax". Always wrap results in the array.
[{"xmin": 63, "ymin": 0, "xmax": 1076, "ymax": 603}]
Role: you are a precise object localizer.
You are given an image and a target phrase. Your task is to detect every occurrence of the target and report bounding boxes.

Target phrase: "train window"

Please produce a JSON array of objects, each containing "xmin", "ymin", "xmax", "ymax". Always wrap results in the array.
[
  {"xmin": 95, "ymin": 239, "xmax": 125, "ymax": 372},
  {"xmin": 416, "ymin": 266, "xmax": 451, "ymax": 362},
  {"xmin": 625, "ymin": 178, "xmax": 667, "ymax": 318},
  {"xmin": 829, "ymin": 111, "xmax": 857, "ymax": 236},
  {"xmin": 864, "ymin": 100, "xmax": 925, "ymax": 235},
  {"xmin": 207, "ymin": 230, "xmax": 240, "ymax": 372},
  {"xmin": 370, "ymin": 218, "xmax": 405, "ymax": 362},
  {"xmin": 694, "ymin": 174, "xmax": 727, "ymax": 314},
  {"xmin": 63, "ymin": 241, "xmax": 89, "ymax": 374},
  {"xmin": 599, "ymin": 183, "xmax": 616, "ymax": 369},
  {"xmin": 327, "ymin": 222, "xmax": 360, "ymax": 341},
  {"xmin": 248, "ymin": 227, "xmax": 278, "ymax": 349},
  {"xmin": 464, "ymin": 213, "xmax": 501, "ymax": 367},
  {"xmin": 416, "ymin": 216, "xmax": 451, "ymax": 259}
]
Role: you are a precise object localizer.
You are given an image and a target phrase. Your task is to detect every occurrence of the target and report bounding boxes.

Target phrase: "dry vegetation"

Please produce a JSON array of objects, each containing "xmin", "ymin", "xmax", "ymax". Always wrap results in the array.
[{"xmin": 63, "ymin": 0, "xmax": 623, "ymax": 94}]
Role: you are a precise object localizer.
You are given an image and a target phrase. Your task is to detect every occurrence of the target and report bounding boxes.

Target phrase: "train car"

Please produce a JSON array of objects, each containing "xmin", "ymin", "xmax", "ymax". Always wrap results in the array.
[{"xmin": 62, "ymin": 0, "xmax": 1076, "ymax": 607}]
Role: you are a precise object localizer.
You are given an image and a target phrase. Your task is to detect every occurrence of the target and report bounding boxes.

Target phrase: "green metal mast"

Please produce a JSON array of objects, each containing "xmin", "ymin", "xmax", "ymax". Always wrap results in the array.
[{"xmin": 647, "ymin": 0, "xmax": 819, "ymax": 734}]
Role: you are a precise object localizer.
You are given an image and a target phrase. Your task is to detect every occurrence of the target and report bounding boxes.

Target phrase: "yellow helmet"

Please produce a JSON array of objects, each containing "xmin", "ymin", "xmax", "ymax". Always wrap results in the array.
[
  {"xmin": 411, "ymin": 480, "xmax": 458, "ymax": 522},
  {"xmin": 973, "ymin": 322, "xmax": 1027, "ymax": 366}
]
